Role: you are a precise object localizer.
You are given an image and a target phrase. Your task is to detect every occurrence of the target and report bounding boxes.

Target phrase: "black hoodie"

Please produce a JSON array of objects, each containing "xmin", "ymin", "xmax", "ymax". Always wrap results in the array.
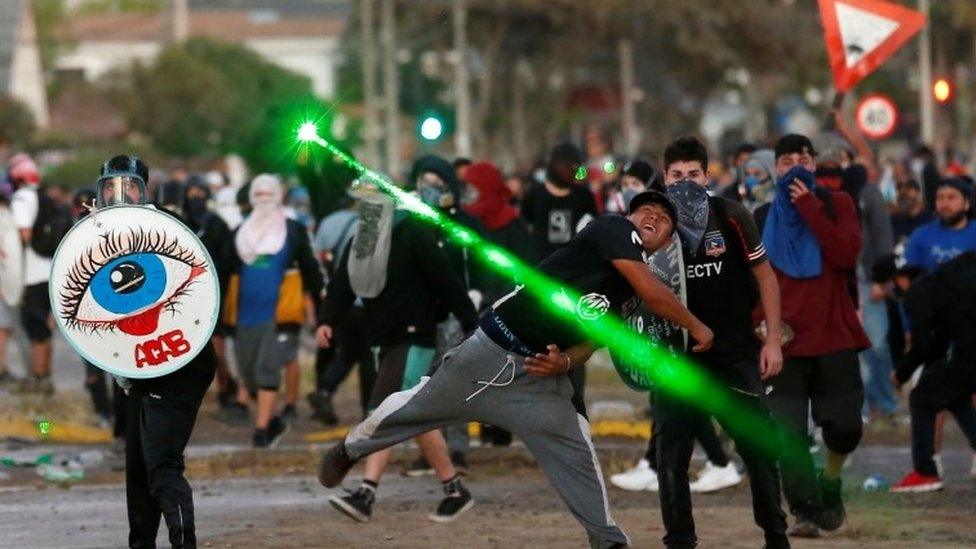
[
  {"xmin": 409, "ymin": 155, "xmax": 486, "ymax": 303},
  {"xmin": 898, "ymin": 251, "xmax": 976, "ymax": 383}
]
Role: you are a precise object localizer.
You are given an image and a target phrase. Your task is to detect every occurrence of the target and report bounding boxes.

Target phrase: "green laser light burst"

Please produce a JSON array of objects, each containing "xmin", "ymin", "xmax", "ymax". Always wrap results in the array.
[
  {"xmin": 297, "ymin": 122, "xmax": 320, "ymax": 143},
  {"xmin": 295, "ymin": 126, "xmax": 808, "ymax": 463}
]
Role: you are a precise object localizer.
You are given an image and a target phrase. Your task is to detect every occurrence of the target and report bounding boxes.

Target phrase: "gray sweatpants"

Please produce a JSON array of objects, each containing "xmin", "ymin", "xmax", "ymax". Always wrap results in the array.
[{"xmin": 344, "ymin": 329, "xmax": 628, "ymax": 549}]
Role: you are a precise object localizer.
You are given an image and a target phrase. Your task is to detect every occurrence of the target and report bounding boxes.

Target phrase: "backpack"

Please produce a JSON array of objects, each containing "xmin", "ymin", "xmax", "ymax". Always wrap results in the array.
[{"xmin": 31, "ymin": 189, "xmax": 73, "ymax": 258}]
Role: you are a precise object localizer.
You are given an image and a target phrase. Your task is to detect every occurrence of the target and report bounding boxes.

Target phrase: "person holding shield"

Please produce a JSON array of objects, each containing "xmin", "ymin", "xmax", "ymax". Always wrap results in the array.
[{"xmin": 56, "ymin": 155, "xmax": 219, "ymax": 549}]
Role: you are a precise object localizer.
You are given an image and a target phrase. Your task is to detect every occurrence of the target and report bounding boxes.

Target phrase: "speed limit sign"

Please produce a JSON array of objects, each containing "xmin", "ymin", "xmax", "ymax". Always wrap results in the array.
[{"xmin": 855, "ymin": 94, "xmax": 899, "ymax": 140}]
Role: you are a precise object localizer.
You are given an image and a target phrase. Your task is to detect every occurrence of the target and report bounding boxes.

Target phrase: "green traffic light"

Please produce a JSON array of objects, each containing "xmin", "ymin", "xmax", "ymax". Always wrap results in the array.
[{"xmin": 420, "ymin": 116, "xmax": 444, "ymax": 141}]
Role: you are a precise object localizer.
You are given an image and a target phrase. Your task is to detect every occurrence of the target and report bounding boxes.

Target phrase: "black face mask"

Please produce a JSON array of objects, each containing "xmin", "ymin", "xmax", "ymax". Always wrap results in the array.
[{"xmin": 185, "ymin": 197, "xmax": 209, "ymax": 224}]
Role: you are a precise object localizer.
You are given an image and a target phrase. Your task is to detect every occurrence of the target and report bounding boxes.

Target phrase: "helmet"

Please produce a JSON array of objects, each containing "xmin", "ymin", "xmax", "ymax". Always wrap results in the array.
[{"xmin": 96, "ymin": 155, "xmax": 148, "ymax": 208}]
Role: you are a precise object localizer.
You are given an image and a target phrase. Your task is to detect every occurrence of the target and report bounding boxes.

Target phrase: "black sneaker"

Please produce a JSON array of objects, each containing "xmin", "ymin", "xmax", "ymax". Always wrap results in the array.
[
  {"xmin": 281, "ymin": 404, "xmax": 298, "ymax": 422},
  {"xmin": 0, "ymin": 371, "xmax": 19, "ymax": 388},
  {"xmin": 253, "ymin": 416, "xmax": 289, "ymax": 449},
  {"xmin": 429, "ymin": 477, "xmax": 473, "ymax": 523},
  {"xmin": 816, "ymin": 475, "xmax": 845, "ymax": 531},
  {"xmin": 763, "ymin": 532, "xmax": 792, "ymax": 549},
  {"xmin": 787, "ymin": 516, "xmax": 820, "ymax": 538},
  {"xmin": 403, "ymin": 457, "xmax": 435, "ymax": 477},
  {"xmin": 15, "ymin": 375, "xmax": 53, "ymax": 395},
  {"xmin": 308, "ymin": 390, "xmax": 338, "ymax": 425},
  {"xmin": 450, "ymin": 451, "xmax": 469, "ymax": 475},
  {"xmin": 480, "ymin": 424, "xmax": 513, "ymax": 447},
  {"xmin": 329, "ymin": 486, "xmax": 374, "ymax": 523},
  {"xmin": 319, "ymin": 441, "xmax": 358, "ymax": 488}
]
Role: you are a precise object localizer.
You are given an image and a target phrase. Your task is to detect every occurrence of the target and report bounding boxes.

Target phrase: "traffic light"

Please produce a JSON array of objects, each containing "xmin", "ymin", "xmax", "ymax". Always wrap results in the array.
[
  {"xmin": 419, "ymin": 115, "xmax": 444, "ymax": 141},
  {"xmin": 933, "ymin": 77, "xmax": 953, "ymax": 104}
]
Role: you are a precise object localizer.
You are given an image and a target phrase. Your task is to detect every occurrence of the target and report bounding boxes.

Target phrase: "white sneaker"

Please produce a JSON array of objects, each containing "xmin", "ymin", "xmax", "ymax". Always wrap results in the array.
[
  {"xmin": 610, "ymin": 459, "xmax": 659, "ymax": 491},
  {"xmin": 689, "ymin": 461, "xmax": 742, "ymax": 493}
]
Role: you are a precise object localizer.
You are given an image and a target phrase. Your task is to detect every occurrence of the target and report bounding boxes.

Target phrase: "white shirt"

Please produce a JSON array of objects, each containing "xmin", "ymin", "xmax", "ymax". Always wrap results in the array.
[
  {"xmin": 11, "ymin": 186, "xmax": 51, "ymax": 285},
  {"xmin": 214, "ymin": 187, "xmax": 242, "ymax": 230},
  {"xmin": 0, "ymin": 206, "xmax": 24, "ymax": 305}
]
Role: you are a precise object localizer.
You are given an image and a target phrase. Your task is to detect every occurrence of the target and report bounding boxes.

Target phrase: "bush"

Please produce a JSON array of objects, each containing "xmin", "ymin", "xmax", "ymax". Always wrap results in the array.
[
  {"xmin": 115, "ymin": 38, "xmax": 320, "ymax": 173},
  {"xmin": 0, "ymin": 95, "xmax": 37, "ymax": 148}
]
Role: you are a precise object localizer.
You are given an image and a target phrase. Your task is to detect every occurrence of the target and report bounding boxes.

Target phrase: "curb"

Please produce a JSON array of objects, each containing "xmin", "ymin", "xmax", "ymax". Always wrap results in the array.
[{"xmin": 302, "ymin": 420, "xmax": 652, "ymax": 443}]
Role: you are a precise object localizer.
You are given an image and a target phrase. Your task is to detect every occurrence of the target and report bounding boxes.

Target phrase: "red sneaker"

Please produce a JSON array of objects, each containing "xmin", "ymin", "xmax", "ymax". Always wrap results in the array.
[{"xmin": 890, "ymin": 471, "xmax": 943, "ymax": 493}]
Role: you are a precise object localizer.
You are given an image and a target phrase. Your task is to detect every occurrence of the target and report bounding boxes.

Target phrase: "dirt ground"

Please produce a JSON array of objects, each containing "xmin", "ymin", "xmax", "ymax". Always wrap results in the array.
[
  {"xmin": 4, "ymin": 351, "xmax": 976, "ymax": 548},
  {"xmin": 208, "ymin": 467, "xmax": 976, "ymax": 549}
]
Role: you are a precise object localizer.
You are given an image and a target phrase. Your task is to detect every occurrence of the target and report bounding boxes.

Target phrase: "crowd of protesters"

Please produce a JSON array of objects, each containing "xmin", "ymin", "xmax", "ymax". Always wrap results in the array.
[{"xmin": 3, "ymin": 105, "xmax": 976, "ymax": 543}]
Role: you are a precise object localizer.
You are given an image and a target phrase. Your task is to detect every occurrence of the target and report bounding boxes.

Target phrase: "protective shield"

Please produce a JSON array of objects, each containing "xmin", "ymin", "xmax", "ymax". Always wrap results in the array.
[
  {"xmin": 49, "ymin": 205, "xmax": 219, "ymax": 378},
  {"xmin": 96, "ymin": 176, "xmax": 148, "ymax": 208},
  {"xmin": 610, "ymin": 233, "xmax": 687, "ymax": 391}
]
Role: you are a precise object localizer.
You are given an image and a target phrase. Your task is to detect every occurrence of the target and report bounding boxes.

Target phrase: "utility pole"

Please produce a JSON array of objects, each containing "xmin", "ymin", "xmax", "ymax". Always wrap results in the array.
[
  {"xmin": 453, "ymin": 0, "xmax": 472, "ymax": 158},
  {"xmin": 172, "ymin": 0, "xmax": 189, "ymax": 42},
  {"xmin": 360, "ymin": 0, "xmax": 381, "ymax": 168},
  {"xmin": 381, "ymin": 0, "xmax": 400, "ymax": 176},
  {"xmin": 918, "ymin": 0, "xmax": 934, "ymax": 145},
  {"xmin": 618, "ymin": 39, "xmax": 638, "ymax": 156}
]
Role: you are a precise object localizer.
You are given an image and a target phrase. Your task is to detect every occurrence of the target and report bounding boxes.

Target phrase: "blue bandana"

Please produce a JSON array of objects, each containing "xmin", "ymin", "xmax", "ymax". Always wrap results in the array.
[{"xmin": 762, "ymin": 166, "xmax": 822, "ymax": 278}]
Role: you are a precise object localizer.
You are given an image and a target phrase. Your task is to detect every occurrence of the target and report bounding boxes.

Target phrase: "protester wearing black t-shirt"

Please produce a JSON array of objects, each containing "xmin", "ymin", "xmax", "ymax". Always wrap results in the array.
[
  {"xmin": 318, "ymin": 192, "xmax": 714, "ymax": 549},
  {"xmin": 521, "ymin": 143, "xmax": 599, "ymax": 262},
  {"xmin": 651, "ymin": 137, "xmax": 789, "ymax": 549},
  {"xmin": 520, "ymin": 143, "xmax": 599, "ymax": 414}
]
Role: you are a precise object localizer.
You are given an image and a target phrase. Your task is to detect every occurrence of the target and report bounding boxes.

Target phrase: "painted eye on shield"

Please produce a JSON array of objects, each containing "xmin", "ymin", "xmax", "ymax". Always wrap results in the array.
[{"xmin": 60, "ymin": 229, "xmax": 207, "ymax": 335}]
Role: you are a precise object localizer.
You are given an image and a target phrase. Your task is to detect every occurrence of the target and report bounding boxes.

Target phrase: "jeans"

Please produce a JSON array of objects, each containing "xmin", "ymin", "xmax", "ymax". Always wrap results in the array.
[
  {"xmin": 858, "ymin": 278, "xmax": 898, "ymax": 416},
  {"xmin": 644, "ymin": 391, "xmax": 730, "ymax": 468},
  {"xmin": 653, "ymin": 381, "xmax": 788, "ymax": 549}
]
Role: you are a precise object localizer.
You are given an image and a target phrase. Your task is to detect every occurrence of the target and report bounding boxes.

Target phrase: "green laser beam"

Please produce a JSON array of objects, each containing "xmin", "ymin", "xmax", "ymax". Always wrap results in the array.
[{"xmin": 297, "ymin": 123, "xmax": 806, "ymax": 460}]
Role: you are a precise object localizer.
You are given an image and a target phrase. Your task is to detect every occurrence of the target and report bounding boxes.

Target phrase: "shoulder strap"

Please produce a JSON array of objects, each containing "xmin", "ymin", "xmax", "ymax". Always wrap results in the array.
[
  {"xmin": 813, "ymin": 187, "xmax": 837, "ymax": 221},
  {"xmin": 335, "ymin": 214, "xmax": 357, "ymax": 249},
  {"xmin": 709, "ymin": 197, "xmax": 748, "ymax": 264}
]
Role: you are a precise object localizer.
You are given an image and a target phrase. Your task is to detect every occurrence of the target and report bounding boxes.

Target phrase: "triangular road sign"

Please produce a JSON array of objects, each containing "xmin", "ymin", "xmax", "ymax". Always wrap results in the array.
[{"xmin": 819, "ymin": 0, "xmax": 927, "ymax": 92}]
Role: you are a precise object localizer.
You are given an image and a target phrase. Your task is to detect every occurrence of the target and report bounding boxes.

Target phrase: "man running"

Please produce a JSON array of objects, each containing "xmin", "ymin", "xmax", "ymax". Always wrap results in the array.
[{"xmin": 318, "ymin": 190, "xmax": 714, "ymax": 549}]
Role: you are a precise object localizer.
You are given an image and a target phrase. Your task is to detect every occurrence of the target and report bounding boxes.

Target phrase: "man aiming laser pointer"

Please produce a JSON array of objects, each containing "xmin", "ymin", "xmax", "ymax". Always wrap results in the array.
[{"xmin": 317, "ymin": 189, "xmax": 713, "ymax": 549}]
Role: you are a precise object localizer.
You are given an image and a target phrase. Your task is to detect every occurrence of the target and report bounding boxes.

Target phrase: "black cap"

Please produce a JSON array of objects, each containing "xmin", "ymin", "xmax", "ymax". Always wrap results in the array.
[
  {"xmin": 622, "ymin": 160, "xmax": 655, "ymax": 185},
  {"xmin": 774, "ymin": 134, "xmax": 816, "ymax": 160},
  {"xmin": 629, "ymin": 190, "xmax": 677, "ymax": 224},
  {"xmin": 549, "ymin": 142, "xmax": 585, "ymax": 165},
  {"xmin": 937, "ymin": 177, "xmax": 974, "ymax": 202}
]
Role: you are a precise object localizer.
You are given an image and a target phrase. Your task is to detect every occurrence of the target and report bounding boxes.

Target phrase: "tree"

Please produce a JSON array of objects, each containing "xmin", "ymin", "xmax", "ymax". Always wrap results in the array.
[
  {"xmin": 115, "ymin": 38, "xmax": 317, "ymax": 172},
  {"xmin": 336, "ymin": 0, "xmax": 831, "ymax": 169},
  {"xmin": 0, "ymin": 95, "xmax": 37, "ymax": 148}
]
